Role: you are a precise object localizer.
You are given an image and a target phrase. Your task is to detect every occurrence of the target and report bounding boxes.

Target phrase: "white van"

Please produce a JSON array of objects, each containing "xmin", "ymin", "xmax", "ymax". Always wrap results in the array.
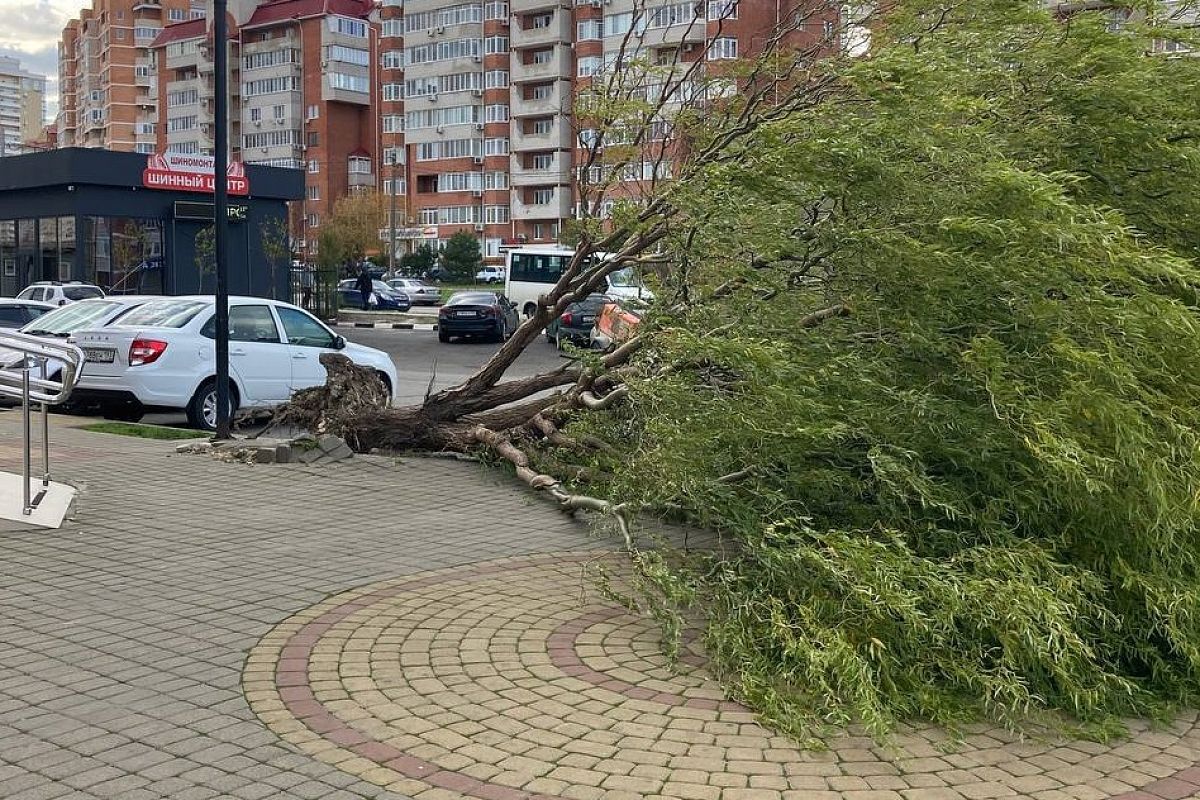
[{"xmin": 504, "ymin": 246, "xmax": 653, "ymax": 317}]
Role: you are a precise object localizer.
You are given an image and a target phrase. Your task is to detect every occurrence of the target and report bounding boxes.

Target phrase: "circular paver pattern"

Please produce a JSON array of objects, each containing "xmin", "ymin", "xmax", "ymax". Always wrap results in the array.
[{"xmin": 244, "ymin": 553, "xmax": 1200, "ymax": 800}]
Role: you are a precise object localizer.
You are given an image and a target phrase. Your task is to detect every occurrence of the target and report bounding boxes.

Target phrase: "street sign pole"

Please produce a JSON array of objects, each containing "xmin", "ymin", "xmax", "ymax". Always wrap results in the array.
[{"xmin": 213, "ymin": 0, "xmax": 232, "ymax": 439}]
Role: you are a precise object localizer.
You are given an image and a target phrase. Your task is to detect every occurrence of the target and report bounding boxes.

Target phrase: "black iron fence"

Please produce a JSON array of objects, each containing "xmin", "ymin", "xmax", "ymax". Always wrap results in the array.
[{"xmin": 290, "ymin": 267, "xmax": 340, "ymax": 321}]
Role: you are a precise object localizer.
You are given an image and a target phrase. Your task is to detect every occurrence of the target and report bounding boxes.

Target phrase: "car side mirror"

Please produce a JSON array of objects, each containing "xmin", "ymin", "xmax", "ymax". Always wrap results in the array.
[{"xmin": 333, "ymin": 335, "xmax": 346, "ymax": 350}]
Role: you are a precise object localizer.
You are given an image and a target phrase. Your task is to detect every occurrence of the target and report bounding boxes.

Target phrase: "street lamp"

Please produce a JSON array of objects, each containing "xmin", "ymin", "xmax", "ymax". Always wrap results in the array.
[{"xmin": 212, "ymin": 0, "xmax": 232, "ymax": 439}]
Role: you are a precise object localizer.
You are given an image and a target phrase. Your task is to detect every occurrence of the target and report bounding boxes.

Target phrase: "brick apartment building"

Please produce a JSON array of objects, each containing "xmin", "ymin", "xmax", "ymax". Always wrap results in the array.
[
  {"xmin": 147, "ymin": 0, "xmax": 379, "ymax": 261},
  {"xmin": 57, "ymin": 0, "xmax": 840, "ymax": 264}
]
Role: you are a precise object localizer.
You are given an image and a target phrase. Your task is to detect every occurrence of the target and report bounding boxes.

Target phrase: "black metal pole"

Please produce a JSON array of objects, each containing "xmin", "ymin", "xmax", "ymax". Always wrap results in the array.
[{"xmin": 213, "ymin": 0, "xmax": 232, "ymax": 439}]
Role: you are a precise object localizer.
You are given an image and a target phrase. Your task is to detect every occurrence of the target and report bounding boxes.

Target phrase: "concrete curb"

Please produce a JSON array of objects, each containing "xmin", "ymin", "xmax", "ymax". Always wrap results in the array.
[{"xmin": 332, "ymin": 321, "xmax": 438, "ymax": 331}]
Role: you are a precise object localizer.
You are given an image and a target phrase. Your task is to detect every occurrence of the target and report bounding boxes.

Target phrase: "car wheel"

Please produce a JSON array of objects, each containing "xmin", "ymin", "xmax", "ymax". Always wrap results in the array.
[
  {"xmin": 438, "ymin": 330, "xmax": 450, "ymax": 343},
  {"xmin": 186, "ymin": 379, "xmax": 236, "ymax": 432},
  {"xmin": 555, "ymin": 331, "xmax": 565, "ymax": 351},
  {"xmin": 375, "ymin": 371, "xmax": 393, "ymax": 405}
]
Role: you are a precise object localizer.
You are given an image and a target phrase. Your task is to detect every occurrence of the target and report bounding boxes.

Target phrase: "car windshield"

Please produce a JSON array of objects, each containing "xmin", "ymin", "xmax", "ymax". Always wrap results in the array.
[
  {"xmin": 448, "ymin": 293, "xmax": 496, "ymax": 306},
  {"xmin": 373, "ymin": 281, "xmax": 394, "ymax": 292},
  {"xmin": 116, "ymin": 299, "xmax": 208, "ymax": 328},
  {"xmin": 63, "ymin": 286, "xmax": 104, "ymax": 301},
  {"xmin": 608, "ymin": 267, "xmax": 640, "ymax": 288},
  {"xmin": 20, "ymin": 299, "xmax": 126, "ymax": 335}
]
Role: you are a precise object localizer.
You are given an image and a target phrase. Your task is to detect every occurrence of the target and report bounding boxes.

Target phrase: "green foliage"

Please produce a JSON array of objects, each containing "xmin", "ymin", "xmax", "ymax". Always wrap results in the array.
[
  {"xmin": 81, "ymin": 422, "xmax": 200, "ymax": 440},
  {"xmin": 400, "ymin": 244, "xmax": 436, "ymax": 278},
  {"xmin": 258, "ymin": 216, "xmax": 290, "ymax": 299},
  {"xmin": 567, "ymin": 1, "xmax": 1200, "ymax": 738},
  {"xmin": 441, "ymin": 231, "xmax": 482, "ymax": 282}
]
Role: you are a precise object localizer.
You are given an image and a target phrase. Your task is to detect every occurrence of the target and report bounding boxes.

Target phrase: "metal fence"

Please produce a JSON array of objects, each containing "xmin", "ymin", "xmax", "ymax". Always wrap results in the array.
[{"xmin": 289, "ymin": 267, "xmax": 340, "ymax": 321}]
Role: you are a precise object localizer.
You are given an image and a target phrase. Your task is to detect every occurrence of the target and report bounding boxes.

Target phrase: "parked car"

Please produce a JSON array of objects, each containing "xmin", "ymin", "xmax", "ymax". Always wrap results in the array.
[
  {"xmin": 0, "ymin": 298, "xmax": 55, "ymax": 329},
  {"xmin": 336, "ymin": 279, "xmax": 412, "ymax": 311},
  {"xmin": 544, "ymin": 294, "xmax": 610, "ymax": 350},
  {"xmin": 16, "ymin": 281, "xmax": 105, "ymax": 306},
  {"xmin": 386, "ymin": 278, "xmax": 442, "ymax": 306},
  {"xmin": 475, "ymin": 266, "xmax": 506, "ymax": 284},
  {"xmin": 71, "ymin": 296, "xmax": 399, "ymax": 430},
  {"xmin": 438, "ymin": 291, "xmax": 520, "ymax": 343}
]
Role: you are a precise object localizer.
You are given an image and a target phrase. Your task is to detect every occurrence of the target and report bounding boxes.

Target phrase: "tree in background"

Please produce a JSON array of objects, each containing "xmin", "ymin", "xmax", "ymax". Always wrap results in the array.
[
  {"xmin": 440, "ymin": 232, "xmax": 481, "ymax": 282},
  {"xmin": 193, "ymin": 225, "xmax": 215, "ymax": 293},
  {"xmin": 322, "ymin": 190, "xmax": 387, "ymax": 268},
  {"xmin": 400, "ymin": 244, "xmax": 436, "ymax": 279},
  {"xmin": 258, "ymin": 216, "xmax": 290, "ymax": 299}
]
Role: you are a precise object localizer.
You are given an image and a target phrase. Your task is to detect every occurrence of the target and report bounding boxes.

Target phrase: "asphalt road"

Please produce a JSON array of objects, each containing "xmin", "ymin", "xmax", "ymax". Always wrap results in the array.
[{"xmin": 128, "ymin": 328, "xmax": 567, "ymax": 428}]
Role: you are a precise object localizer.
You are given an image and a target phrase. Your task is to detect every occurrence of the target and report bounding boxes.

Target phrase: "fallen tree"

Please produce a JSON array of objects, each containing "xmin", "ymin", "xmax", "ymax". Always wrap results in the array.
[{"xmin": 279, "ymin": 0, "xmax": 1200, "ymax": 742}]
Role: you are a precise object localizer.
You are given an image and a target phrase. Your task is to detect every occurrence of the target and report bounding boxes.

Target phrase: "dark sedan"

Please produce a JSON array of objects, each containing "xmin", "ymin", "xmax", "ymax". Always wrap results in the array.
[
  {"xmin": 337, "ymin": 279, "xmax": 412, "ymax": 312},
  {"xmin": 438, "ymin": 291, "xmax": 520, "ymax": 343},
  {"xmin": 545, "ymin": 294, "xmax": 609, "ymax": 349}
]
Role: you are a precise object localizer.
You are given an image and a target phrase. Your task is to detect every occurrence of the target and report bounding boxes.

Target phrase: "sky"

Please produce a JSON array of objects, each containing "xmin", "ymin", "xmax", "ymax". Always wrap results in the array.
[{"xmin": 0, "ymin": 0, "xmax": 87, "ymax": 122}]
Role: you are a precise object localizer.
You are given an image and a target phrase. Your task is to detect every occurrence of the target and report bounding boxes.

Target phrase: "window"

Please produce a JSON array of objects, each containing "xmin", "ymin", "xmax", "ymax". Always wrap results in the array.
[
  {"xmin": 532, "ymin": 117, "xmax": 553, "ymax": 135},
  {"xmin": 190, "ymin": 8, "xmax": 205, "ymax": 19},
  {"xmin": 305, "ymin": 213, "xmax": 319, "ymax": 227},
  {"xmin": 383, "ymin": 178, "xmax": 407, "ymax": 195},
  {"xmin": 484, "ymin": 1, "xmax": 508, "ymax": 20},
  {"xmin": 484, "ymin": 70, "xmax": 509, "ymax": 88},
  {"xmin": 646, "ymin": 2, "xmax": 699, "ymax": 29},
  {"xmin": 822, "ymin": 19, "xmax": 834, "ymax": 38},
  {"xmin": 349, "ymin": 156, "xmax": 372, "ymax": 174},
  {"xmin": 167, "ymin": 89, "xmax": 199, "ymax": 107},
  {"xmin": 384, "ymin": 147, "xmax": 405, "ymax": 165},
  {"xmin": 485, "ymin": 104, "xmax": 509, "ymax": 122},
  {"xmin": 532, "ymin": 12, "xmax": 553, "ymax": 27},
  {"xmin": 382, "ymin": 18, "xmax": 404, "ymax": 37},
  {"xmin": 328, "ymin": 16, "xmax": 368, "ymax": 37},
  {"xmin": 329, "ymin": 73, "xmax": 370, "ymax": 93},
  {"xmin": 243, "ymin": 129, "xmax": 302, "ymax": 148},
  {"xmin": 115, "ymin": 29, "xmax": 125, "ymax": 40},
  {"xmin": 708, "ymin": 37, "xmax": 737, "ymax": 59},
  {"xmin": 577, "ymin": 20, "xmax": 602, "ymax": 39},
  {"xmin": 509, "ymin": 252, "xmax": 568, "ymax": 282},
  {"xmin": 276, "ymin": 307, "xmax": 336, "ymax": 348},
  {"xmin": 532, "ymin": 188, "xmax": 554, "ymax": 204},
  {"xmin": 243, "ymin": 49, "xmax": 299, "ymax": 70},
  {"xmin": 604, "ymin": 11, "xmax": 632, "ymax": 36},
  {"xmin": 249, "ymin": 107, "xmax": 262, "ymax": 122},
  {"xmin": 273, "ymin": 104, "xmax": 286, "ymax": 120},
  {"xmin": 484, "ymin": 205, "xmax": 510, "ymax": 224},
  {"xmin": 529, "ymin": 83, "xmax": 553, "ymax": 100},
  {"xmin": 419, "ymin": 209, "xmax": 438, "ymax": 225},
  {"xmin": 406, "ymin": 104, "xmax": 484, "ymax": 130},
  {"xmin": 382, "ymin": 83, "xmax": 404, "ymax": 101},
  {"xmin": 167, "ymin": 115, "xmax": 197, "ymax": 132},
  {"xmin": 416, "ymin": 138, "xmax": 482, "ymax": 160},
  {"xmin": 532, "ymin": 153, "xmax": 553, "ymax": 169},
  {"xmin": 308, "ymin": 159, "xmax": 320, "ymax": 173},
  {"xmin": 243, "ymin": 76, "xmax": 301, "ymax": 96},
  {"xmin": 406, "ymin": 37, "xmax": 482, "ymax": 65},
  {"xmin": 484, "ymin": 137, "xmax": 509, "ymax": 155},
  {"xmin": 381, "ymin": 50, "xmax": 404, "ymax": 69},
  {"xmin": 307, "ymin": 185, "xmax": 320, "ymax": 201},
  {"xmin": 707, "ymin": 0, "xmax": 737, "ymax": 18},
  {"xmin": 485, "ymin": 171, "xmax": 508, "ymax": 190},
  {"xmin": 577, "ymin": 56, "xmax": 601, "ymax": 77},
  {"xmin": 383, "ymin": 114, "xmax": 404, "ymax": 133},
  {"xmin": 134, "ymin": 26, "xmax": 160, "ymax": 42},
  {"xmin": 485, "ymin": 36, "xmax": 508, "ymax": 54},
  {"xmin": 532, "ymin": 48, "xmax": 553, "ymax": 64},
  {"xmin": 205, "ymin": 305, "xmax": 280, "ymax": 343},
  {"xmin": 169, "ymin": 7, "xmax": 186, "ymax": 20},
  {"xmin": 136, "ymin": 143, "xmax": 156, "ymax": 154},
  {"xmin": 306, "ymin": 104, "xmax": 319, "ymax": 120},
  {"xmin": 326, "ymin": 45, "xmax": 370, "ymax": 65}
]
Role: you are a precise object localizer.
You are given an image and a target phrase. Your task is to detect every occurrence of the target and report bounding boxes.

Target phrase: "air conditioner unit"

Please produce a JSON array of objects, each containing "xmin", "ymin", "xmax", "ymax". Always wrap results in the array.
[
  {"xmin": 471, "ymin": 188, "xmax": 483, "ymax": 197},
  {"xmin": 471, "ymin": 89, "xmax": 484, "ymax": 97},
  {"xmin": 473, "ymin": 156, "xmax": 484, "ymax": 164},
  {"xmin": 261, "ymin": 146, "xmax": 269, "ymax": 152},
  {"xmin": 474, "ymin": 223, "xmax": 485, "ymax": 231},
  {"xmin": 436, "ymin": 125, "xmax": 444, "ymax": 133},
  {"xmin": 682, "ymin": 42, "xmax": 696, "ymax": 52},
  {"xmin": 472, "ymin": 55, "xmax": 482, "ymax": 62},
  {"xmin": 427, "ymin": 93, "xmax": 437, "ymax": 102},
  {"xmin": 436, "ymin": 25, "xmax": 445, "ymax": 33},
  {"xmin": 320, "ymin": 61, "xmax": 328, "ymax": 69},
  {"xmin": 590, "ymin": 0, "xmax": 602, "ymax": 7},
  {"xmin": 474, "ymin": 122, "xmax": 484, "ymax": 130},
  {"xmin": 253, "ymin": 119, "xmax": 262, "ymax": 127}
]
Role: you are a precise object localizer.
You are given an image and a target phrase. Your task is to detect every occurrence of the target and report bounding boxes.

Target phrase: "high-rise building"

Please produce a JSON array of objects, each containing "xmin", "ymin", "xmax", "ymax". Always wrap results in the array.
[
  {"xmin": 56, "ymin": 0, "xmax": 205, "ymax": 152},
  {"xmin": 149, "ymin": 0, "xmax": 379, "ymax": 260},
  {"xmin": 0, "ymin": 56, "xmax": 47, "ymax": 156}
]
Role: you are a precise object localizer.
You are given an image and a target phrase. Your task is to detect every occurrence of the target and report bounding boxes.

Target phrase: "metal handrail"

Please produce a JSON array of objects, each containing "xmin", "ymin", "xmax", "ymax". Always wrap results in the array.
[{"xmin": 0, "ymin": 331, "xmax": 84, "ymax": 516}]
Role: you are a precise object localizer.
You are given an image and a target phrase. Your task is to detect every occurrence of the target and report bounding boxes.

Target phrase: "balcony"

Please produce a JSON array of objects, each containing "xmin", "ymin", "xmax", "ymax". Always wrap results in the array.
[
  {"xmin": 511, "ymin": 83, "xmax": 570, "ymax": 118},
  {"xmin": 512, "ymin": 188, "xmax": 572, "ymax": 220},
  {"xmin": 510, "ymin": 152, "xmax": 571, "ymax": 186},
  {"xmin": 511, "ymin": 120, "xmax": 572, "ymax": 151},
  {"xmin": 348, "ymin": 171, "xmax": 376, "ymax": 188},
  {"xmin": 511, "ymin": 48, "xmax": 571, "ymax": 83},
  {"xmin": 511, "ymin": 0, "xmax": 560, "ymax": 13},
  {"xmin": 638, "ymin": 23, "xmax": 708, "ymax": 48},
  {"xmin": 510, "ymin": 12, "xmax": 571, "ymax": 49}
]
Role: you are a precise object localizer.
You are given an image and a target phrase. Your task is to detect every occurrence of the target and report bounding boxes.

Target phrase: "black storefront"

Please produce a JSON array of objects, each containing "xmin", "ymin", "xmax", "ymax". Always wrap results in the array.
[{"xmin": 0, "ymin": 148, "xmax": 302, "ymax": 299}]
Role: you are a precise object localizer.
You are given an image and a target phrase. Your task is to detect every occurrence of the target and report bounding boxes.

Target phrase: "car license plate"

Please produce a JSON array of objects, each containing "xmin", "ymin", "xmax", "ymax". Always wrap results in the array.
[
  {"xmin": 456, "ymin": 311, "xmax": 474, "ymax": 317},
  {"xmin": 581, "ymin": 315, "xmax": 595, "ymax": 324},
  {"xmin": 83, "ymin": 347, "xmax": 115, "ymax": 363}
]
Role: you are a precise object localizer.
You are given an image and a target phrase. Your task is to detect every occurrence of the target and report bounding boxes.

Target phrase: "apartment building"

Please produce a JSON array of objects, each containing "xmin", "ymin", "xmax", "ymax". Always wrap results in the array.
[
  {"xmin": 0, "ymin": 56, "xmax": 47, "ymax": 156},
  {"xmin": 57, "ymin": 0, "xmax": 206, "ymax": 152},
  {"xmin": 148, "ymin": 0, "xmax": 379, "ymax": 260}
]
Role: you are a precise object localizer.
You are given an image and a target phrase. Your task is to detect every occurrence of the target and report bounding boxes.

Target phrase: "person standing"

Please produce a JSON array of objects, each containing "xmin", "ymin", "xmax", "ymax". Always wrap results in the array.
[{"xmin": 355, "ymin": 267, "xmax": 374, "ymax": 311}]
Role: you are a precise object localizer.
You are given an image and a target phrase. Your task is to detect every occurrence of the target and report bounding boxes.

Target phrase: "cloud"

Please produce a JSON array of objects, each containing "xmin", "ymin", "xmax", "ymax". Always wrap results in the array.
[{"xmin": 0, "ymin": 0, "xmax": 83, "ymax": 124}]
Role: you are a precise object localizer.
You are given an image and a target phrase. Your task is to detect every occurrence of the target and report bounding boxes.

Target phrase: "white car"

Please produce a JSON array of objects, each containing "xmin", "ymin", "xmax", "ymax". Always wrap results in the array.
[
  {"xmin": 17, "ymin": 281, "xmax": 105, "ymax": 306},
  {"xmin": 387, "ymin": 278, "xmax": 442, "ymax": 305},
  {"xmin": 72, "ymin": 296, "xmax": 399, "ymax": 430},
  {"xmin": 0, "ymin": 298, "xmax": 55, "ymax": 329},
  {"xmin": 475, "ymin": 266, "xmax": 505, "ymax": 284}
]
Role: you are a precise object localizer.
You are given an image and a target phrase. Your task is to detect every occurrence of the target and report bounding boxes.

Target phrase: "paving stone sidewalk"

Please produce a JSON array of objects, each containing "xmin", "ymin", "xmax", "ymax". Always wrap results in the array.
[{"xmin": 1, "ymin": 413, "xmax": 1200, "ymax": 800}]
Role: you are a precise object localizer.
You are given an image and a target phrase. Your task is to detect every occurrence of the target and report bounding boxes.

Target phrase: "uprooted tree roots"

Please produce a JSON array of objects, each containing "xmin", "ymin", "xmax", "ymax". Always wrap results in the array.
[{"xmin": 272, "ymin": 352, "xmax": 636, "ymax": 541}]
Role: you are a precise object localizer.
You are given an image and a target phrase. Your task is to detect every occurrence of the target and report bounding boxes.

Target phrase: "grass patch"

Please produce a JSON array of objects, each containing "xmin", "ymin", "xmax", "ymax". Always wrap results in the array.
[{"xmin": 80, "ymin": 421, "xmax": 199, "ymax": 440}]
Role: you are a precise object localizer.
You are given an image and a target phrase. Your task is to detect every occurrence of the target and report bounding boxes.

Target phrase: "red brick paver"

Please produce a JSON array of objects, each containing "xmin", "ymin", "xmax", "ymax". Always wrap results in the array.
[{"xmin": 242, "ymin": 555, "xmax": 1200, "ymax": 800}]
